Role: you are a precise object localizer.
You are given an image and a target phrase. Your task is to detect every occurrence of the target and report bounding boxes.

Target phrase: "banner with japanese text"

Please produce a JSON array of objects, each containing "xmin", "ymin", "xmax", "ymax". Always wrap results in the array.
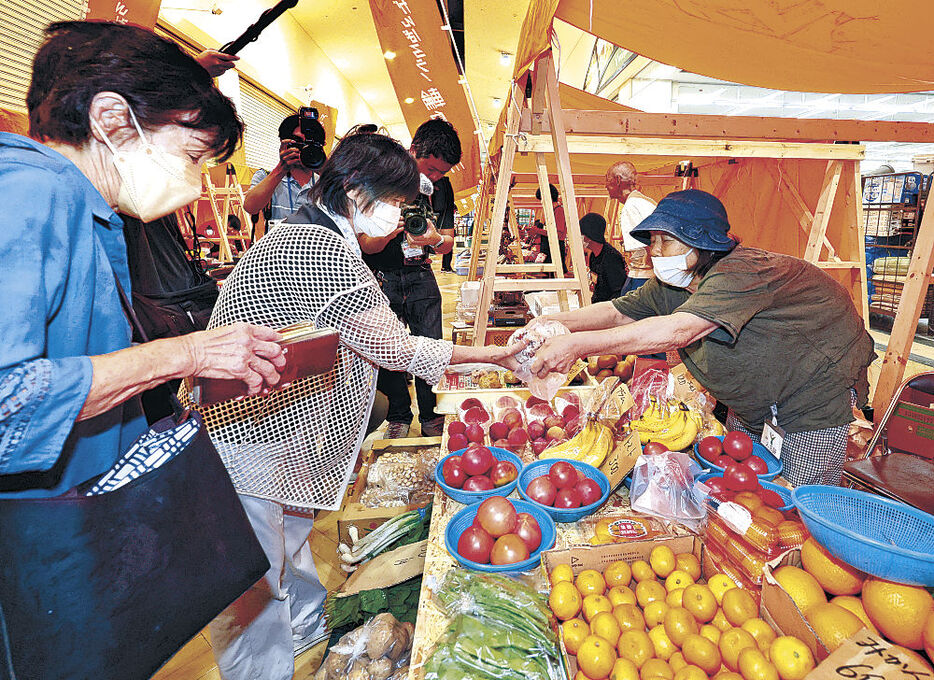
[
  {"xmin": 84, "ymin": 0, "xmax": 161, "ymax": 27},
  {"xmin": 368, "ymin": 0, "xmax": 480, "ymax": 198}
]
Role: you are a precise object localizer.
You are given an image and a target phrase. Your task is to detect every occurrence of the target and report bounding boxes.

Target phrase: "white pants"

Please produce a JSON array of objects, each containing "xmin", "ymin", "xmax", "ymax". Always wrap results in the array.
[{"xmin": 210, "ymin": 494, "xmax": 328, "ymax": 680}]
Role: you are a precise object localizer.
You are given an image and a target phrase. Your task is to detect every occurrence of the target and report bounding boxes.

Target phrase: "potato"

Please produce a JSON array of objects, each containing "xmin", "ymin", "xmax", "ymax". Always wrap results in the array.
[
  {"xmin": 365, "ymin": 613, "xmax": 399, "ymax": 660},
  {"xmin": 385, "ymin": 628, "xmax": 409, "ymax": 661},
  {"xmin": 324, "ymin": 652, "xmax": 350, "ymax": 678},
  {"xmin": 347, "ymin": 659, "xmax": 370, "ymax": 680},
  {"xmin": 596, "ymin": 354, "xmax": 617, "ymax": 370},
  {"xmin": 368, "ymin": 657, "xmax": 393, "ymax": 680}
]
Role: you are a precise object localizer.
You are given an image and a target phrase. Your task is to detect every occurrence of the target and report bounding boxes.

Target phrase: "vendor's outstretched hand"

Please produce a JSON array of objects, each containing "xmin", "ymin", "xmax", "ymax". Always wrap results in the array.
[
  {"xmin": 486, "ymin": 339, "xmax": 527, "ymax": 372},
  {"xmin": 529, "ymin": 334, "xmax": 580, "ymax": 378}
]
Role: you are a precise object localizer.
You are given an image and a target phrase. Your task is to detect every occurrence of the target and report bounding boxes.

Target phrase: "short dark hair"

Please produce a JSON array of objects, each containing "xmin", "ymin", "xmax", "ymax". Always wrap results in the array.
[
  {"xmin": 535, "ymin": 183, "xmax": 559, "ymax": 203},
  {"xmin": 27, "ymin": 21, "xmax": 242, "ymax": 161},
  {"xmin": 687, "ymin": 238, "xmax": 741, "ymax": 278},
  {"xmin": 347, "ymin": 123, "xmax": 379, "ymax": 135},
  {"xmin": 278, "ymin": 114, "xmax": 300, "ymax": 139},
  {"xmin": 410, "ymin": 118, "xmax": 461, "ymax": 165},
  {"xmin": 309, "ymin": 133, "xmax": 418, "ymax": 218}
]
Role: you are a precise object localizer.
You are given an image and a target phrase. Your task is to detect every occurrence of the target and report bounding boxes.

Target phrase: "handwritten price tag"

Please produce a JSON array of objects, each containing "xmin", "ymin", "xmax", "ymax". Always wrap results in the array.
[{"xmin": 812, "ymin": 632, "xmax": 933, "ymax": 680}]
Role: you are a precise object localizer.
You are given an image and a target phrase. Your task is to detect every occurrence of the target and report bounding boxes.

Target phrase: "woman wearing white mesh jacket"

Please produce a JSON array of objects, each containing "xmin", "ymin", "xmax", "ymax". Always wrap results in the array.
[{"xmin": 182, "ymin": 133, "xmax": 522, "ymax": 680}]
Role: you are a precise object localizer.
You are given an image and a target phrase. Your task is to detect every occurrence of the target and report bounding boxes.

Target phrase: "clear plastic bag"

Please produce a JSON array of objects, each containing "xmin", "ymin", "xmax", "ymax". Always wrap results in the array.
[
  {"xmin": 627, "ymin": 367, "xmax": 672, "ymax": 419},
  {"xmin": 509, "ymin": 321, "xmax": 571, "ymax": 401},
  {"xmin": 314, "ymin": 612, "xmax": 413, "ymax": 680},
  {"xmin": 630, "ymin": 451, "xmax": 706, "ymax": 527},
  {"xmin": 359, "ymin": 448, "xmax": 439, "ymax": 508}
]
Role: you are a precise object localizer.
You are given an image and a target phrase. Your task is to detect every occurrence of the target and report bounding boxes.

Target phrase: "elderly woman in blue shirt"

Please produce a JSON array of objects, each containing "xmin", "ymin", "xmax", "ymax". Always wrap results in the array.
[{"xmin": 0, "ymin": 21, "xmax": 285, "ymax": 499}]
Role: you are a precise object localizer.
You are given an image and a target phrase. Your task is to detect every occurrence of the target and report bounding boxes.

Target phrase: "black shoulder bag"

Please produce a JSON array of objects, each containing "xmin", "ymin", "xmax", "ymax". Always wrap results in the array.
[{"xmin": 0, "ymin": 277, "xmax": 269, "ymax": 680}]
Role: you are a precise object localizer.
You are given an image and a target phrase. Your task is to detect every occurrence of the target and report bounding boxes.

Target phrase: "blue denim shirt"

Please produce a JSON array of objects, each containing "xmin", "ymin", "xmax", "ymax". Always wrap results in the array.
[{"xmin": 0, "ymin": 132, "xmax": 147, "ymax": 498}]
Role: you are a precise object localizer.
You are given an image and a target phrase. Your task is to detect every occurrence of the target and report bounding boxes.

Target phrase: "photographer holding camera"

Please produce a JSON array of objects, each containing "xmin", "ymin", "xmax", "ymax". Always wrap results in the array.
[
  {"xmin": 243, "ymin": 109, "xmax": 326, "ymax": 222},
  {"xmin": 358, "ymin": 119, "xmax": 460, "ymax": 438}
]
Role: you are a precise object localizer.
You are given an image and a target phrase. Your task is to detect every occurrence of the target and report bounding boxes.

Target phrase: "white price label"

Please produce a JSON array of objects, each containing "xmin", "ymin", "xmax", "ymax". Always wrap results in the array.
[{"xmin": 761, "ymin": 421, "xmax": 785, "ymax": 460}]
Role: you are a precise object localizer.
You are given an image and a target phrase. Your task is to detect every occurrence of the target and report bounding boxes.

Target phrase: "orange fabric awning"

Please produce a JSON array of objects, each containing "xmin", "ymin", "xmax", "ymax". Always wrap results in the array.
[{"xmin": 518, "ymin": 0, "xmax": 934, "ymax": 94}]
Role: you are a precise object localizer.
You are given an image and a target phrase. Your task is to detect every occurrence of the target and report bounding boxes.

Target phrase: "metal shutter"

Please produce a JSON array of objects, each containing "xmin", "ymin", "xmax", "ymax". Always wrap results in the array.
[
  {"xmin": 0, "ymin": 0, "xmax": 84, "ymax": 112},
  {"xmin": 239, "ymin": 79, "xmax": 294, "ymax": 170}
]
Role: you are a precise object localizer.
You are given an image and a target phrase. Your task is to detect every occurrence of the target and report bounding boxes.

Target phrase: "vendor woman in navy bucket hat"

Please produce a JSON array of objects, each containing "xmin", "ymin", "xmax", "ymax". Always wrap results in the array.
[{"xmin": 526, "ymin": 189, "xmax": 875, "ymax": 488}]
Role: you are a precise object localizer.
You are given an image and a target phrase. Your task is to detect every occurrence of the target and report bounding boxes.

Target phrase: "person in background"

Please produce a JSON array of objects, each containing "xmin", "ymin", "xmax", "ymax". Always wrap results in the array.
[
  {"xmin": 526, "ymin": 190, "xmax": 875, "ymax": 487},
  {"xmin": 187, "ymin": 132, "xmax": 522, "ymax": 680},
  {"xmin": 579, "ymin": 212, "xmax": 627, "ymax": 304},
  {"xmin": 358, "ymin": 119, "xmax": 460, "ymax": 438},
  {"xmin": 529, "ymin": 183, "xmax": 567, "ymax": 272},
  {"xmin": 243, "ymin": 113, "xmax": 324, "ymax": 222},
  {"xmin": 606, "ymin": 160, "xmax": 656, "ymax": 294}
]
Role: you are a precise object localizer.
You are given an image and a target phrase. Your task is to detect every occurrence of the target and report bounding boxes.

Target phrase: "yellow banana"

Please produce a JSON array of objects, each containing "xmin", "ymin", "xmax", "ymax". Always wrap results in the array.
[
  {"xmin": 580, "ymin": 422, "xmax": 613, "ymax": 468},
  {"xmin": 538, "ymin": 421, "xmax": 596, "ymax": 460},
  {"xmin": 647, "ymin": 407, "xmax": 699, "ymax": 451}
]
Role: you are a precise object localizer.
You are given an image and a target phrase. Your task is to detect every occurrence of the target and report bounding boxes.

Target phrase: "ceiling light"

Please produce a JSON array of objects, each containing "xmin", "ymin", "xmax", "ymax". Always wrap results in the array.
[
  {"xmin": 491, "ymin": 97, "xmax": 502, "ymax": 107},
  {"xmin": 500, "ymin": 52, "xmax": 512, "ymax": 66},
  {"xmin": 383, "ymin": 51, "xmax": 397, "ymax": 60},
  {"xmin": 404, "ymin": 97, "xmax": 415, "ymax": 104}
]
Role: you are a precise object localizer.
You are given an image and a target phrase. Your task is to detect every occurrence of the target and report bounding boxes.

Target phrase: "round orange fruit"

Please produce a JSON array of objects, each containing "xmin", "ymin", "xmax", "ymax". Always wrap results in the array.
[
  {"xmin": 682, "ymin": 633, "xmax": 722, "ymax": 675},
  {"xmin": 771, "ymin": 566, "xmax": 826, "ymax": 613},
  {"xmin": 663, "ymin": 607, "xmax": 698, "ymax": 647},
  {"xmin": 682, "ymin": 584, "xmax": 717, "ymax": 623},
  {"xmin": 719, "ymin": 627, "xmax": 757, "ymax": 671},
  {"xmin": 551, "ymin": 563, "xmax": 574, "ymax": 586},
  {"xmin": 578, "ymin": 634, "xmax": 618, "ymax": 680},
  {"xmin": 609, "ymin": 585, "xmax": 639, "ymax": 607},
  {"xmin": 722, "ymin": 587, "xmax": 758, "ymax": 627},
  {"xmin": 618, "ymin": 630, "xmax": 655, "ymax": 669},
  {"xmin": 738, "ymin": 647, "xmax": 778, "ymax": 680},
  {"xmin": 829, "ymin": 595, "xmax": 877, "ymax": 634},
  {"xmin": 710, "ymin": 608, "xmax": 732, "ymax": 632},
  {"xmin": 862, "ymin": 577, "xmax": 934, "ymax": 649},
  {"xmin": 592, "ymin": 611, "xmax": 624, "ymax": 647},
  {"xmin": 804, "ymin": 603, "xmax": 865, "ymax": 652},
  {"xmin": 768, "ymin": 636, "xmax": 815, "ymax": 680},
  {"xmin": 563, "ymin": 618, "xmax": 591, "ymax": 655},
  {"xmin": 665, "ymin": 570, "xmax": 695, "ymax": 592},
  {"xmin": 668, "ymin": 652, "xmax": 686, "ymax": 673},
  {"xmin": 707, "ymin": 573, "xmax": 736, "ymax": 605},
  {"xmin": 924, "ymin": 612, "xmax": 934, "ymax": 663},
  {"xmin": 644, "ymin": 601, "xmax": 670, "ymax": 629},
  {"xmin": 584, "ymin": 594, "xmax": 615, "ymax": 623},
  {"xmin": 640, "ymin": 658, "xmax": 673, "ymax": 680},
  {"xmin": 699, "ymin": 624, "xmax": 722, "ymax": 645},
  {"xmin": 632, "ymin": 560, "xmax": 656, "ymax": 583},
  {"xmin": 799, "ymin": 538, "xmax": 864, "ymax": 596},
  {"xmin": 675, "ymin": 553, "xmax": 702, "ymax": 581},
  {"xmin": 650, "ymin": 545, "xmax": 677, "ymax": 579},
  {"xmin": 605, "ymin": 560, "xmax": 634, "ymax": 588},
  {"xmin": 637, "ymin": 580, "xmax": 668, "ymax": 609},
  {"xmin": 648, "ymin": 625, "xmax": 677, "ymax": 661},
  {"xmin": 614, "ymin": 604, "xmax": 647, "ymax": 633},
  {"xmin": 550, "ymin": 581, "xmax": 583, "ymax": 620},
  {"xmin": 741, "ymin": 618, "xmax": 777, "ymax": 652},
  {"xmin": 578, "ymin": 569, "xmax": 608, "ymax": 597},
  {"xmin": 610, "ymin": 658, "xmax": 640, "ymax": 680},
  {"xmin": 666, "ymin": 588, "xmax": 685, "ymax": 609},
  {"xmin": 672, "ymin": 665, "xmax": 706, "ymax": 680}
]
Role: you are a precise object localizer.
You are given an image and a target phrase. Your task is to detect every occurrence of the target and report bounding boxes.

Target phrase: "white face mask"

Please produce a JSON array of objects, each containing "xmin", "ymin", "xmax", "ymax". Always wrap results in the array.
[
  {"xmin": 353, "ymin": 200, "xmax": 402, "ymax": 238},
  {"xmin": 653, "ymin": 250, "xmax": 696, "ymax": 288},
  {"xmin": 93, "ymin": 107, "xmax": 203, "ymax": 222}
]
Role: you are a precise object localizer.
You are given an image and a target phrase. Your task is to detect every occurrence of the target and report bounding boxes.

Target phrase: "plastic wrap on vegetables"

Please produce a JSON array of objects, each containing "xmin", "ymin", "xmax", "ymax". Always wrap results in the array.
[{"xmin": 314, "ymin": 613, "xmax": 414, "ymax": 680}]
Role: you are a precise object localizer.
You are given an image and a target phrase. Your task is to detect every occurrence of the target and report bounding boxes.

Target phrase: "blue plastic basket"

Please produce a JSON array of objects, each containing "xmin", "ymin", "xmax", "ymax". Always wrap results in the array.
[
  {"xmin": 695, "ymin": 472, "xmax": 793, "ymax": 511},
  {"xmin": 792, "ymin": 485, "xmax": 934, "ymax": 586},
  {"xmin": 445, "ymin": 499, "xmax": 556, "ymax": 573},
  {"xmin": 693, "ymin": 436, "xmax": 783, "ymax": 481},
  {"xmin": 434, "ymin": 447, "xmax": 522, "ymax": 504},
  {"xmin": 517, "ymin": 459, "xmax": 611, "ymax": 523}
]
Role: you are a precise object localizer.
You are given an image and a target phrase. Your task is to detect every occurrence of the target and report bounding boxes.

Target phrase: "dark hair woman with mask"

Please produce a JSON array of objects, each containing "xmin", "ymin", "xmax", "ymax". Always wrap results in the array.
[
  {"xmin": 0, "ymin": 21, "xmax": 286, "ymax": 501},
  {"xmin": 526, "ymin": 190, "xmax": 875, "ymax": 488}
]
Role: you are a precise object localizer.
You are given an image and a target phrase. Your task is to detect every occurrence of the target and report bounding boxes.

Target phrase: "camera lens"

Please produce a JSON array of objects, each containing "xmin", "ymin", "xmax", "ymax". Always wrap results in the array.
[
  {"xmin": 403, "ymin": 208, "xmax": 428, "ymax": 236},
  {"xmin": 300, "ymin": 143, "xmax": 326, "ymax": 169}
]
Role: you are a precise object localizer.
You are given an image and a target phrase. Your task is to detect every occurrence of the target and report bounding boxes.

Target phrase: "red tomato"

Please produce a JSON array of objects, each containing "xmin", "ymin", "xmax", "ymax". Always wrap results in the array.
[
  {"xmin": 643, "ymin": 442, "xmax": 670, "ymax": 456},
  {"xmin": 461, "ymin": 446, "xmax": 493, "ymax": 476},
  {"xmin": 441, "ymin": 457, "xmax": 466, "ymax": 488},
  {"xmin": 526, "ymin": 476, "xmax": 557, "ymax": 506},
  {"xmin": 447, "ymin": 420, "xmax": 466, "ymax": 437},
  {"xmin": 723, "ymin": 462, "xmax": 757, "ymax": 491},
  {"xmin": 697, "ymin": 436, "xmax": 724, "ymax": 463},
  {"xmin": 575, "ymin": 478, "xmax": 603, "ymax": 506},
  {"xmin": 490, "ymin": 533, "xmax": 530, "ymax": 565},
  {"xmin": 723, "ymin": 431, "xmax": 753, "ymax": 460},
  {"xmin": 463, "ymin": 476, "xmax": 493, "ymax": 491},
  {"xmin": 554, "ymin": 487, "xmax": 582, "ymax": 509},
  {"xmin": 758, "ymin": 488, "xmax": 786, "ymax": 508},
  {"xmin": 548, "ymin": 461, "xmax": 577, "ymax": 490},
  {"xmin": 514, "ymin": 512, "xmax": 542, "ymax": 552},
  {"xmin": 716, "ymin": 454, "xmax": 735, "ymax": 469},
  {"xmin": 745, "ymin": 455, "xmax": 769, "ymax": 475},
  {"xmin": 447, "ymin": 433, "xmax": 468, "ymax": 452},
  {"xmin": 705, "ymin": 476, "xmax": 727, "ymax": 497},
  {"xmin": 489, "ymin": 460, "xmax": 518, "ymax": 487},
  {"xmin": 476, "ymin": 496, "xmax": 518, "ymax": 537},
  {"xmin": 457, "ymin": 525, "xmax": 494, "ymax": 563}
]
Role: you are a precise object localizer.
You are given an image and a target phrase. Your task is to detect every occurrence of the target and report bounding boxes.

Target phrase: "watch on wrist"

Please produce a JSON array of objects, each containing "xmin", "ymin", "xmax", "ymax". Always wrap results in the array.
[{"xmin": 434, "ymin": 235, "xmax": 446, "ymax": 249}]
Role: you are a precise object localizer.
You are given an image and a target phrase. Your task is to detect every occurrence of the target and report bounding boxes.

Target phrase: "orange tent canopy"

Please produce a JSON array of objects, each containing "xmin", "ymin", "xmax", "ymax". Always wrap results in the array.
[{"xmin": 516, "ymin": 0, "xmax": 934, "ymax": 94}]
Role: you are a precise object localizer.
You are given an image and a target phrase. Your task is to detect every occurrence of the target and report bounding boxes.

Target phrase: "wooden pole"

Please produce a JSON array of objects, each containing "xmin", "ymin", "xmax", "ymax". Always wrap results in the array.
[
  {"xmin": 872, "ymin": 195, "xmax": 934, "ymax": 419},
  {"xmin": 847, "ymin": 164, "xmax": 870, "ymax": 325},
  {"xmin": 803, "ymin": 160, "xmax": 843, "ymax": 264}
]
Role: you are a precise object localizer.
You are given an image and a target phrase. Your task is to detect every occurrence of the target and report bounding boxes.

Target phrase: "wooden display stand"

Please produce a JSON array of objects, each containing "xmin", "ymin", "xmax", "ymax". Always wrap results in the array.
[{"xmin": 196, "ymin": 163, "xmax": 253, "ymax": 263}]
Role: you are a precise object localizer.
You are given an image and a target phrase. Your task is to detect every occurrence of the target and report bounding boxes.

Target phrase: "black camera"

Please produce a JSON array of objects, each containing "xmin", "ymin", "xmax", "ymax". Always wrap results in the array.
[
  {"xmin": 287, "ymin": 106, "xmax": 326, "ymax": 169},
  {"xmin": 401, "ymin": 201, "xmax": 436, "ymax": 236}
]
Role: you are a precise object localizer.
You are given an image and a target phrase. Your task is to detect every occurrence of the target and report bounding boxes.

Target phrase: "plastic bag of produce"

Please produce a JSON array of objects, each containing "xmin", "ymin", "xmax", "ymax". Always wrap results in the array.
[
  {"xmin": 630, "ymin": 451, "xmax": 706, "ymax": 527},
  {"xmin": 315, "ymin": 612, "xmax": 414, "ymax": 680},
  {"xmin": 508, "ymin": 321, "xmax": 571, "ymax": 401},
  {"xmin": 627, "ymin": 366, "xmax": 672, "ymax": 420}
]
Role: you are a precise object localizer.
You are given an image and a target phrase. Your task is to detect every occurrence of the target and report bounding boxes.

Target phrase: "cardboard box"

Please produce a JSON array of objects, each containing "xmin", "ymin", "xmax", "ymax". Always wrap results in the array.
[
  {"xmin": 337, "ymin": 437, "xmax": 439, "ymax": 546},
  {"xmin": 333, "ymin": 539, "xmax": 427, "ymax": 599}
]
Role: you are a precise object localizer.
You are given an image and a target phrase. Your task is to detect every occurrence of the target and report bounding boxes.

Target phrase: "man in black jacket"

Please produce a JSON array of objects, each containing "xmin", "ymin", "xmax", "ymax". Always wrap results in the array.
[{"xmin": 580, "ymin": 212, "xmax": 627, "ymax": 303}]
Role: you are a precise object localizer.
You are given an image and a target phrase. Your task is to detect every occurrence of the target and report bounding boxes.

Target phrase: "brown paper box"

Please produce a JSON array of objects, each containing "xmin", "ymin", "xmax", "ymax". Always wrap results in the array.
[
  {"xmin": 808, "ymin": 630, "xmax": 933, "ymax": 680},
  {"xmin": 334, "ymin": 540, "xmax": 428, "ymax": 598},
  {"xmin": 760, "ymin": 564, "xmax": 832, "ymax": 661}
]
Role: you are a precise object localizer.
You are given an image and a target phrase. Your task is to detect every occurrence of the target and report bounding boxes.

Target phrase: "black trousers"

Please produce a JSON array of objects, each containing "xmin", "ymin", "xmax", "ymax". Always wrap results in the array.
[
  {"xmin": 441, "ymin": 250, "xmax": 453, "ymax": 270},
  {"xmin": 374, "ymin": 266, "xmax": 443, "ymax": 423}
]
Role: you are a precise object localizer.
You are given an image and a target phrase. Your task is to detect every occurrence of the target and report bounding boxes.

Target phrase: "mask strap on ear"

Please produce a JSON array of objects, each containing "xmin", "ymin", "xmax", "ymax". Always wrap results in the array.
[
  {"xmin": 90, "ymin": 118, "xmax": 120, "ymax": 155},
  {"xmin": 124, "ymin": 105, "xmax": 149, "ymax": 143}
]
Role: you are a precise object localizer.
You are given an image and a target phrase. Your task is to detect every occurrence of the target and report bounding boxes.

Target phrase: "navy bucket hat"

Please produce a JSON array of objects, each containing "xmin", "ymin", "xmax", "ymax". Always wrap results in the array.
[{"xmin": 630, "ymin": 189, "xmax": 736, "ymax": 252}]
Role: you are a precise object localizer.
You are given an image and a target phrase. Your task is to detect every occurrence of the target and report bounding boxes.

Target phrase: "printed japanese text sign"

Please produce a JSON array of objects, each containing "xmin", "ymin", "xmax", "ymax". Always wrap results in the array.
[{"xmin": 368, "ymin": 0, "xmax": 480, "ymax": 196}]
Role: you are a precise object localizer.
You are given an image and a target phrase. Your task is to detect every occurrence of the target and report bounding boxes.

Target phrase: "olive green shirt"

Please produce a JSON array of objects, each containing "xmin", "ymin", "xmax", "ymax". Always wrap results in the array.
[{"xmin": 612, "ymin": 247, "xmax": 875, "ymax": 433}]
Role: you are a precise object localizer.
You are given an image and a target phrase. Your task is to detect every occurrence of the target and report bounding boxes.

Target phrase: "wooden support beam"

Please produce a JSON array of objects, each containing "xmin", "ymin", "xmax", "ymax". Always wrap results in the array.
[
  {"xmin": 518, "ymin": 110, "xmax": 934, "ymax": 144},
  {"xmin": 815, "ymin": 261, "xmax": 862, "ymax": 269},
  {"xmin": 851, "ymin": 167, "xmax": 870, "ymax": 324},
  {"xmin": 803, "ymin": 161, "xmax": 844, "ymax": 263},
  {"xmin": 872, "ymin": 198, "xmax": 934, "ymax": 419},
  {"xmin": 496, "ymin": 263, "xmax": 557, "ymax": 273},
  {"xmin": 493, "ymin": 278, "xmax": 585, "ymax": 292},
  {"xmin": 766, "ymin": 163, "xmax": 842, "ymax": 262},
  {"xmin": 516, "ymin": 135, "xmax": 865, "ymax": 161}
]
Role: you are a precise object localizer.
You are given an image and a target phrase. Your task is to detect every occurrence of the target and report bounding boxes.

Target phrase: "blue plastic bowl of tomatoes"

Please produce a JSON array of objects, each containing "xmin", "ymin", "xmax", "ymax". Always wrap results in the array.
[
  {"xmin": 695, "ymin": 471, "xmax": 793, "ymax": 512},
  {"xmin": 694, "ymin": 432, "xmax": 782, "ymax": 481},
  {"xmin": 445, "ymin": 497, "xmax": 556, "ymax": 573},
  {"xmin": 517, "ymin": 459, "xmax": 611, "ymax": 523},
  {"xmin": 435, "ymin": 446, "xmax": 522, "ymax": 504}
]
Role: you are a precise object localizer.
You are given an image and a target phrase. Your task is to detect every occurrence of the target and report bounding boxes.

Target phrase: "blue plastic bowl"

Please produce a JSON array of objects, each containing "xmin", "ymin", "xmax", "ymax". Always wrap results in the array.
[
  {"xmin": 793, "ymin": 485, "xmax": 934, "ymax": 586},
  {"xmin": 517, "ymin": 459, "xmax": 611, "ymax": 523},
  {"xmin": 445, "ymin": 498, "xmax": 556, "ymax": 573},
  {"xmin": 695, "ymin": 472, "xmax": 793, "ymax": 511},
  {"xmin": 694, "ymin": 435, "xmax": 783, "ymax": 481},
  {"xmin": 434, "ymin": 447, "xmax": 522, "ymax": 504}
]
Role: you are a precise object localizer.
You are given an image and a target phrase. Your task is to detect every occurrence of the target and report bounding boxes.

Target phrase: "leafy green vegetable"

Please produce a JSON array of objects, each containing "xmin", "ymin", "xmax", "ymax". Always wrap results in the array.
[{"xmin": 324, "ymin": 575, "xmax": 421, "ymax": 630}]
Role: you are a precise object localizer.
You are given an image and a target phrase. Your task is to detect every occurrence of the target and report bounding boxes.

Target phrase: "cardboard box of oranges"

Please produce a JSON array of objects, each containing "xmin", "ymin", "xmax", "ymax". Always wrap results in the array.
[{"xmin": 542, "ymin": 536, "xmax": 820, "ymax": 680}]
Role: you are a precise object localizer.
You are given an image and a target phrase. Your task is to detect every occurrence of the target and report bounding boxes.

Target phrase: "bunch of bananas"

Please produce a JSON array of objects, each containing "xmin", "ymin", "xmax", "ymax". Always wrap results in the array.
[
  {"xmin": 629, "ymin": 398, "xmax": 699, "ymax": 451},
  {"xmin": 538, "ymin": 420, "xmax": 613, "ymax": 468}
]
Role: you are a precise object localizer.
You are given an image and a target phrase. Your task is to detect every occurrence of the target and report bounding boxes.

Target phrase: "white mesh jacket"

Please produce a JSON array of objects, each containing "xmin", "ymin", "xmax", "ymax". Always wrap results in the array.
[{"xmin": 182, "ymin": 222, "xmax": 454, "ymax": 510}]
